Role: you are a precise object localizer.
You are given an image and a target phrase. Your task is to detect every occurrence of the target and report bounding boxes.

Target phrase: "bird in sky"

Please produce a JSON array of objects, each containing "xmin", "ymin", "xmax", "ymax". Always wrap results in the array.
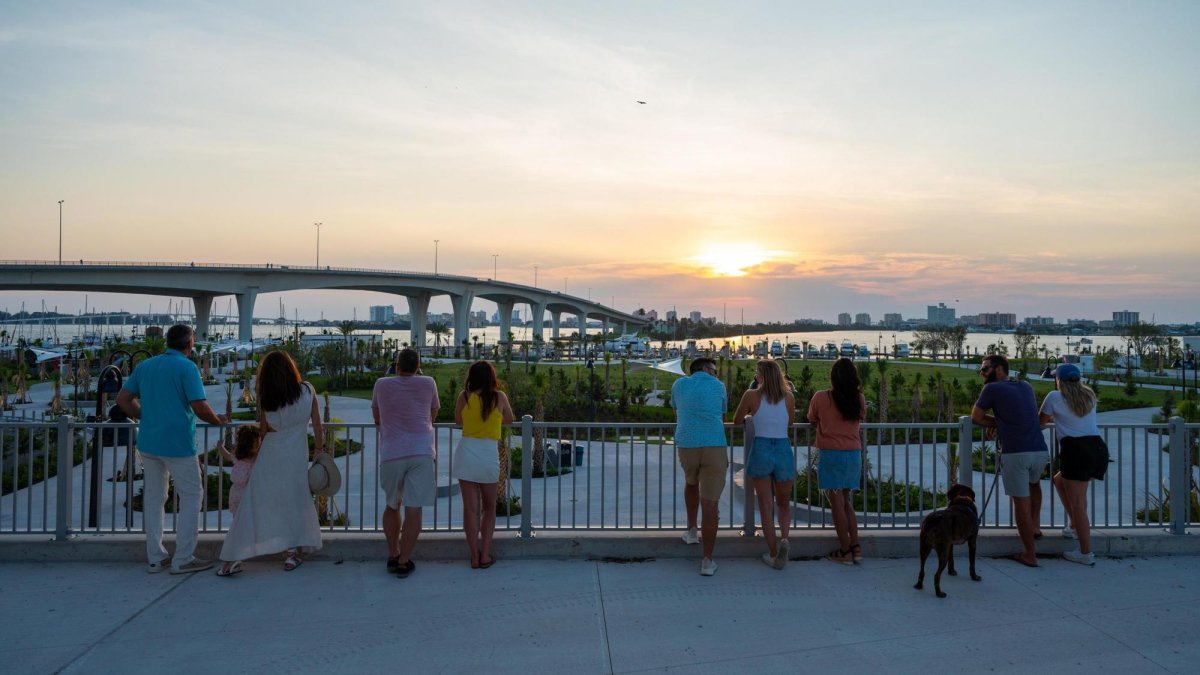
[{"xmin": 636, "ymin": 100, "xmax": 646, "ymax": 104}]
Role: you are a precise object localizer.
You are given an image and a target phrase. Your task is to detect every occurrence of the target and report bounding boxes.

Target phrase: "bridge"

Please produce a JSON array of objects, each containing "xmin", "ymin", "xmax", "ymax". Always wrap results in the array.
[{"xmin": 0, "ymin": 261, "xmax": 648, "ymax": 346}]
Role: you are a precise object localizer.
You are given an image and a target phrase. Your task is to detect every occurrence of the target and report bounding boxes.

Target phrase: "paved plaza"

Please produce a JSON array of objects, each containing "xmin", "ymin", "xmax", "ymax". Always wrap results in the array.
[{"xmin": 2, "ymin": 551, "xmax": 1197, "ymax": 674}]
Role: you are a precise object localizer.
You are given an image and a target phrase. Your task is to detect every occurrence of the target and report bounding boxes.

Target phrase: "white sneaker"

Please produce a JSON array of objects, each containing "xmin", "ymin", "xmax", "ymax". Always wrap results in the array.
[
  {"xmin": 761, "ymin": 552, "xmax": 779, "ymax": 569},
  {"xmin": 147, "ymin": 556, "xmax": 170, "ymax": 574},
  {"xmin": 1062, "ymin": 527, "xmax": 1076, "ymax": 539},
  {"xmin": 699, "ymin": 558, "xmax": 718, "ymax": 576},
  {"xmin": 1062, "ymin": 549, "xmax": 1095, "ymax": 566},
  {"xmin": 775, "ymin": 539, "xmax": 790, "ymax": 569},
  {"xmin": 681, "ymin": 528, "xmax": 700, "ymax": 545}
]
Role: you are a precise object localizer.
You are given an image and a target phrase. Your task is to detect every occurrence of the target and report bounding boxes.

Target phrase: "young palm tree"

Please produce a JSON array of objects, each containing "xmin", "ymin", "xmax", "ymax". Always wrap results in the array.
[
  {"xmin": 875, "ymin": 358, "xmax": 890, "ymax": 422},
  {"xmin": 531, "ymin": 370, "xmax": 548, "ymax": 473},
  {"xmin": 910, "ymin": 373, "xmax": 924, "ymax": 423}
]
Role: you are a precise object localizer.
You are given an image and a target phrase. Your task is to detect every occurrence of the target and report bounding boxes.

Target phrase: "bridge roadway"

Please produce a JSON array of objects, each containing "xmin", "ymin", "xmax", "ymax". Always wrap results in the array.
[{"xmin": 0, "ymin": 261, "xmax": 648, "ymax": 346}]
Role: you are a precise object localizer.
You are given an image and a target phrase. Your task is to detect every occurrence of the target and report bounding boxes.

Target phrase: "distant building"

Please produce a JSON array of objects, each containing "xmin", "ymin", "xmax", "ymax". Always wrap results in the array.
[
  {"xmin": 1023, "ymin": 316, "xmax": 1054, "ymax": 326},
  {"xmin": 665, "ymin": 310, "xmax": 677, "ymax": 322},
  {"xmin": 689, "ymin": 311, "xmax": 703, "ymax": 323},
  {"xmin": 1113, "ymin": 310, "xmax": 1139, "ymax": 327},
  {"xmin": 1068, "ymin": 318, "xmax": 1099, "ymax": 330},
  {"xmin": 854, "ymin": 312, "xmax": 871, "ymax": 326},
  {"xmin": 975, "ymin": 312, "xmax": 1016, "ymax": 329},
  {"xmin": 883, "ymin": 313, "xmax": 903, "ymax": 328},
  {"xmin": 645, "ymin": 309, "xmax": 658, "ymax": 321},
  {"xmin": 797, "ymin": 318, "xmax": 826, "ymax": 326},
  {"xmin": 927, "ymin": 303, "xmax": 956, "ymax": 326},
  {"xmin": 838, "ymin": 313, "xmax": 852, "ymax": 327},
  {"xmin": 368, "ymin": 305, "xmax": 395, "ymax": 323}
]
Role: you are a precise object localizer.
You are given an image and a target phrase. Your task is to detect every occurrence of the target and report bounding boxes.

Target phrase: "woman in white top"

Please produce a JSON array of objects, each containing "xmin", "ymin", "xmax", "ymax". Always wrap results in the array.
[
  {"xmin": 732, "ymin": 360, "xmax": 796, "ymax": 570},
  {"xmin": 1039, "ymin": 363, "xmax": 1109, "ymax": 566}
]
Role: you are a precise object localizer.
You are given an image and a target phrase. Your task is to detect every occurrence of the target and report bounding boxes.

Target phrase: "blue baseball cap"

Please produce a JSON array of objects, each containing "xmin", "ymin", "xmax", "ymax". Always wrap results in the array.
[{"xmin": 1055, "ymin": 363, "xmax": 1082, "ymax": 381}]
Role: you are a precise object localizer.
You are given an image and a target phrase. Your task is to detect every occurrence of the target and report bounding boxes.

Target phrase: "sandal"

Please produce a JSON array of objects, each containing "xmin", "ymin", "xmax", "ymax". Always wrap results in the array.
[
  {"xmin": 850, "ymin": 543, "xmax": 863, "ymax": 563},
  {"xmin": 283, "ymin": 553, "xmax": 304, "ymax": 571},
  {"xmin": 216, "ymin": 561, "xmax": 242, "ymax": 577},
  {"xmin": 827, "ymin": 548, "xmax": 854, "ymax": 566},
  {"xmin": 479, "ymin": 555, "xmax": 496, "ymax": 569}
]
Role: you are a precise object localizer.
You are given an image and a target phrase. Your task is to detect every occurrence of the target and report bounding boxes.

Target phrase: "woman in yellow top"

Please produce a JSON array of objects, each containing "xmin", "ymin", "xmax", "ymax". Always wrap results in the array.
[{"xmin": 453, "ymin": 360, "xmax": 515, "ymax": 569}]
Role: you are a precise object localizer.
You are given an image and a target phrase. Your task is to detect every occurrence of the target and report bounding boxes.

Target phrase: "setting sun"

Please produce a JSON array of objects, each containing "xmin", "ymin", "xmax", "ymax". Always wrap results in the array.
[{"xmin": 692, "ymin": 243, "xmax": 777, "ymax": 278}]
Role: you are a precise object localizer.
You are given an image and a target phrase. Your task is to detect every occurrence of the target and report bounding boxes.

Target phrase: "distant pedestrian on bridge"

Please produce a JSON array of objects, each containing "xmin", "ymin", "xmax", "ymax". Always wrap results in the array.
[
  {"xmin": 372, "ymin": 348, "xmax": 440, "ymax": 578},
  {"xmin": 672, "ymin": 357, "xmax": 728, "ymax": 576},
  {"xmin": 116, "ymin": 324, "xmax": 228, "ymax": 575}
]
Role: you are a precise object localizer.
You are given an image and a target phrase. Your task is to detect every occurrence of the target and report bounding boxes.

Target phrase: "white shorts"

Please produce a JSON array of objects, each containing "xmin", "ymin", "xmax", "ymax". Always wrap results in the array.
[
  {"xmin": 379, "ymin": 456, "xmax": 436, "ymax": 509},
  {"xmin": 1000, "ymin": 451, "xmax": 1048, "ymax": 498}
]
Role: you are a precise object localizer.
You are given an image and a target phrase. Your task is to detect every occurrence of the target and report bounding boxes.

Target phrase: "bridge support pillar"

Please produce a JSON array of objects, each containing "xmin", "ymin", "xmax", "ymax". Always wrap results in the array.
[
  {"xmin": 603, "ymin": 318, "xmax": 610, "ymax": 337},
  {"xmin": 550, "ymin": 312, "xmax": 561, "ymax": 339},
  {"xmin": 236, "ymin": 288, "xmax": 258, "ymax": 342},
  {"xmin": 193, "ymin": 295, "xmax": 216, "ymax": 339},
  {"xmin": 450, "ymin": 291, "xmax": 475, "ymax": 355},
  {"xmin": 496, "ymin": 300, "xmax": 514, "ymax": 350},
  {"xmin": 405, "ymin": 293, "xmax": 431, "ymax": 348},
  {"xmin": 530, "ymin": 302, "xmax": 546, "ymax": 343},
  {"xmin": 577, "ymin": 311, "xmax": 588, "ymax": 355}
]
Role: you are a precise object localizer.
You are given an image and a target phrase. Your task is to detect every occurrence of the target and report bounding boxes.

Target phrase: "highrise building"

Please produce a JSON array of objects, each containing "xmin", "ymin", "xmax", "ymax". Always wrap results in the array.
[
  {"xmin": 838, "ymin": 313, "xmax": 852, "ymax": 326},
  {"xmin": 854, "ymin": 312, "xmax": 871, "ymax": 326},
  {"xmin": 927, "ymin": 303, "xmax": 956, "ymax": 326},
  {"xmin": 1113, "ymin": 310, "xmax": 1139, "ymax": 327},
  {"xmin": 369, "ymin": 305, "xmax": 395, "ymax": 323}
]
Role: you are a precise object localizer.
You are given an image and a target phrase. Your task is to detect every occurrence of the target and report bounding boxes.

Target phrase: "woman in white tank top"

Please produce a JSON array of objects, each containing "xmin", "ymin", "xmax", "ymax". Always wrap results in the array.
[{"xmin": 732, "ymin": 360, "xmax": 797, "ymax": 570}]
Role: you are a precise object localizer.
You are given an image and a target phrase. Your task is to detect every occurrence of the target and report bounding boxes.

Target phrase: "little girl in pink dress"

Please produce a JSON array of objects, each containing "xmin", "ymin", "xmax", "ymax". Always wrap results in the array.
[{"xmin": 217, "ymin": 425, "xmax": 260, "ymax": 515}]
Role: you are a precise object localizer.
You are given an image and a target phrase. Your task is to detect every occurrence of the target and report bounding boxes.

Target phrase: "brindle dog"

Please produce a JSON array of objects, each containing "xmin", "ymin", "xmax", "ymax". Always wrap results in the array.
[{"xmin": 914, "ymin": 483, "xmax": 982, "ymax": 598}]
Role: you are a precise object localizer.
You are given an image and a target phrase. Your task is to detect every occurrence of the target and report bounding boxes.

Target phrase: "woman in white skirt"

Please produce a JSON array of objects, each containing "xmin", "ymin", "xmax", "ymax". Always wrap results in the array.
[{"xmin": 452, "ymin": 361, "xmax": 514, "ymax": 568}]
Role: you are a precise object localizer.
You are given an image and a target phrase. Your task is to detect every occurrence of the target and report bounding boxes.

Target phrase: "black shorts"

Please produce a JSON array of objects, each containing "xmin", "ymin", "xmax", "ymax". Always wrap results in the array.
[{"xmin": 1058, "ymin": 435, "xmax": 1109, "ymax": 481}]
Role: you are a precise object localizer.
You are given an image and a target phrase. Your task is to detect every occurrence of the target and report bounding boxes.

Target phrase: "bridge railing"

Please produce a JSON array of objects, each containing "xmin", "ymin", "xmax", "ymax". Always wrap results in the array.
[{"xmin": 1, "ymin": 416, "xmax": 1194, "ymax": 539}]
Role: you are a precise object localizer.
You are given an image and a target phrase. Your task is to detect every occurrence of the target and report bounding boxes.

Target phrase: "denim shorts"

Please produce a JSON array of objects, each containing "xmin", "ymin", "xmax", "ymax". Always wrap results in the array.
[
  {"xmin": 746, "ymin": 437, "xmax": 796, "ymax": 482},
  {"xmin": 818, "ymin": 449, "xmax": 862, "ymax": 490}
]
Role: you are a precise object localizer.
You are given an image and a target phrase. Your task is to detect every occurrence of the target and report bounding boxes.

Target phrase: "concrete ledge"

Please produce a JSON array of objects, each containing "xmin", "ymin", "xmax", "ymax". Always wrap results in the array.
[{"xmin": 1, "ymin": 527, "xmax": 1195, "ymax": 563}]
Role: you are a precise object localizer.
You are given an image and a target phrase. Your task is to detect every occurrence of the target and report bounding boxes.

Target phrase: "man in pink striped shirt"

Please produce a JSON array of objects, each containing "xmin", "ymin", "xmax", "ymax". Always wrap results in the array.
[{"xmin": 372, "ymin": 349, "xmax": 440, "ymax": 578}]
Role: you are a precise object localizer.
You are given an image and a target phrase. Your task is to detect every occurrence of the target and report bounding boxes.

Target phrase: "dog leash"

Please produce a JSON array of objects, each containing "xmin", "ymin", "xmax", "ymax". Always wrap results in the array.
[{"xmin": 977, "ymin": 440, "xmax": 1003, "ymax": 527}]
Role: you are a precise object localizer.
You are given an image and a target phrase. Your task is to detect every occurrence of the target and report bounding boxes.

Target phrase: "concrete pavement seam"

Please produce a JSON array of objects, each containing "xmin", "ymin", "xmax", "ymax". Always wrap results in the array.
[
  {"xmin": 594, "ymin": 562, "xmax": 615, "ymax": 675},
  {"xmin": 53, "ymin": 572, "xmax": 197, "ymax": 675}
]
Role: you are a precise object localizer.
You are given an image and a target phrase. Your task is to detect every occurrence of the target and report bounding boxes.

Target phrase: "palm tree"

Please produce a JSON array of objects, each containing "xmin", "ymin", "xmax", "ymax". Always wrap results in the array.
[
  {"xmin": 875, "ymin": 358, "xmax": 890, "ymax": 422},
  {"xmin": 602, "ymin": 351, "xmax": 612, "ymax": 399},
  {"xmin": 427, "ymin": 322, "xmax": 450, "ymax": 355},
  {"xmin": 910, "ymin": 373, "xmax": 924, "ymax": 423}
]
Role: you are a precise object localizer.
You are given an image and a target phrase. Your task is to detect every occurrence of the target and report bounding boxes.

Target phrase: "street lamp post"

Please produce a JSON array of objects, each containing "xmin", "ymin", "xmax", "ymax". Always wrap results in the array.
[
  {"xmin": 58, "ymin": 200, "xmax": 64, "ymax": 264},
  {"xmin": 492, "ymin": 254, "xmax": 498, "ymax": 280},
  {"xmin": 314, "ymin": 222, "xmax": 323, "ymax": 267},
  {"xmin": 533, "ymin": 265, "xmax": 538, "ymax": 288},
  {"xmin": 434, "ymin": 239, "xmax": 439, "ymax": 275}
]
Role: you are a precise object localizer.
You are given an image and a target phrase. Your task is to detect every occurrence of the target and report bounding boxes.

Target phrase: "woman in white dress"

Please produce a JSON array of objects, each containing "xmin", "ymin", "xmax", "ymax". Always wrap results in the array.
[{"xmin": 217, "ymin": 351, "xmax": 325, "ymax": 576}]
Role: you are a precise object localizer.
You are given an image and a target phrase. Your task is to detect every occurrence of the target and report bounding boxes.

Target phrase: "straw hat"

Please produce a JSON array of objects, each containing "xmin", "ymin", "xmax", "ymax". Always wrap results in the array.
[{"xmin": 308, "ymin": 453, "xmax": 341, "ymax": 497}]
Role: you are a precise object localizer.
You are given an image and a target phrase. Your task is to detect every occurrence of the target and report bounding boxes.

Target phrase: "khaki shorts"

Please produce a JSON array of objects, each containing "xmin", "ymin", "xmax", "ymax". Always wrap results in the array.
[
  {"xmin": 677, "ymin": 446, "xmax": 728, "ymax": 502},
  {"xmin": 379, "ymin": 456, "xmax": 436, "ymax": 509},
  {"xmin": 1000, "ymin": 451, "xmax": 1048, "ymax": 498}
]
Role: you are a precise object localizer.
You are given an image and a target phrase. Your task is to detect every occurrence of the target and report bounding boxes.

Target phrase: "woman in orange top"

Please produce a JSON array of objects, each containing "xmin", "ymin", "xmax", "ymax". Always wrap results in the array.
[
  {"xmin": 807, "ymin": 358, "xmax": 866, "ymax": 565},
  {"xmin": 452, "ymin": 361, "xmax": 515, "ymax": 569}
]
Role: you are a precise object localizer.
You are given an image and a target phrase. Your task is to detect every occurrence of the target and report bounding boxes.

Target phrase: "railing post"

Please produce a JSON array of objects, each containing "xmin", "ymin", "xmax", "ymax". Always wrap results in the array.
[
  {"xmin": 742, "ymin": 418, "xmax": 756, "ymax": 536},
  {"xmin": 520, "ymin": 415, "xmax": 533, "ymax": 538},
  {"xmin": 957, "ymin": 416, "xmax": 973, "ymax": 487},
  {"xmin": 55, "ymin": 416, "xmax": 74, "ymax": 541},
  {"xmin": 1167, "ymin": 416, "xmax": 1188, "ymax": 535}
]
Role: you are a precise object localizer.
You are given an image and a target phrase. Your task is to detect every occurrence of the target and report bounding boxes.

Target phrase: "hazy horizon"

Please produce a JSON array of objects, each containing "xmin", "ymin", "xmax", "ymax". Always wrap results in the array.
[{"xmin": 2, "ymin": 1, "xmax": 1197, "ymax": 323}]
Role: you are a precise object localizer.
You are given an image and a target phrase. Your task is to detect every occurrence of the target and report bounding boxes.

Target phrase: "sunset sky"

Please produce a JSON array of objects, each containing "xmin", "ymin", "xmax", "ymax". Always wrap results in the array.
[{"xmin": 1, "ymin": 1, "xmax": 1197, "ymax": 324}]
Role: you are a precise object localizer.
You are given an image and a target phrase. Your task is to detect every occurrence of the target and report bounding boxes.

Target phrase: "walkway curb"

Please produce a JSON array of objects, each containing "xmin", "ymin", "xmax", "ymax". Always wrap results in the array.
[{"xmin": 2, "ymin": 528, "xmax": 1194, "ymax": 564}]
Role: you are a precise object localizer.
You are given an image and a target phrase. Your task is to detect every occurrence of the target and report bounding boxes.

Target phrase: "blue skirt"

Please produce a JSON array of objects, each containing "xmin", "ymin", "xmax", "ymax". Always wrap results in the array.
[{"xmin": 818, "ymin": 449, "xmax": 862, "ymax": 490}]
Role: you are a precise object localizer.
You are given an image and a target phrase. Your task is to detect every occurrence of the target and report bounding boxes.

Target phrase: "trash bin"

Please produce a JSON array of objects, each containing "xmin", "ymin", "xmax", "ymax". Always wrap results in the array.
[{"xmin": 575, "ymin": 447, "xmax": 585, "ymax": 466}]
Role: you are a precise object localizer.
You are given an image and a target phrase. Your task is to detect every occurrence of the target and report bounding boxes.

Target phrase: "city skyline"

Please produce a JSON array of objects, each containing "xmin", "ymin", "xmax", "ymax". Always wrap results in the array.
[{"xmin": 1, "ymin": 2, "xmax": 1198, "ymax": 322}]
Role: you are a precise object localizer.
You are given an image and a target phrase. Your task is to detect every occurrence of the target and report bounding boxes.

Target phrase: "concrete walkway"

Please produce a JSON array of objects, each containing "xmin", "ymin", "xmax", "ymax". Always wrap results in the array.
[{"xmin": 3, "ymin": 553, "xmax": 1196, "ymax": 674}]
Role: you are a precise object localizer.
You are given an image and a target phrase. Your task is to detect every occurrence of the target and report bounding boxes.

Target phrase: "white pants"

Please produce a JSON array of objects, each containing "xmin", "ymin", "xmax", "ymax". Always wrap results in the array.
[{"xmin": 141, "ymin": 453, "xmax": 204, "ymax": 568}]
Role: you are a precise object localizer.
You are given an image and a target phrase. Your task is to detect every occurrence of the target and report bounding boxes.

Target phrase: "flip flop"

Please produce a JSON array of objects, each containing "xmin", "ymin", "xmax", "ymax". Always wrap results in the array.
[
  {"xmin": 216, "ymin": 561, "xmax": 242, "ymax": 577},
  {"xmin": 284, "ymin": 554, "xmax": 304, "ymax": 571},
  {"xmin": 479, "ymin": 555, "xmax": 497, "ymax": 569},
  {"xmin": 1008, "ymin": 554, "xmax": 1038, "ymax": 568}
]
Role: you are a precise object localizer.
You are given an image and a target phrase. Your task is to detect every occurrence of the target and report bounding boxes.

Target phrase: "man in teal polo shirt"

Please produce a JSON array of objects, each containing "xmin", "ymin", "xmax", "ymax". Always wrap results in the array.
[
  {"xmin": 117, "ymin": 325, "xmax": 227, "ymax": 574},
  {"xmin": 671, "ymin": 357, "xmax": 728, "ymax": 576}
]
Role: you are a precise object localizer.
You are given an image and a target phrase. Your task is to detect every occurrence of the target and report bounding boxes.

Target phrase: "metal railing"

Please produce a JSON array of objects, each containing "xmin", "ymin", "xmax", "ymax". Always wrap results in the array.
[{"xmin": 1, "ymin": 416, "xmax": 1195, "ymax": 539}]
